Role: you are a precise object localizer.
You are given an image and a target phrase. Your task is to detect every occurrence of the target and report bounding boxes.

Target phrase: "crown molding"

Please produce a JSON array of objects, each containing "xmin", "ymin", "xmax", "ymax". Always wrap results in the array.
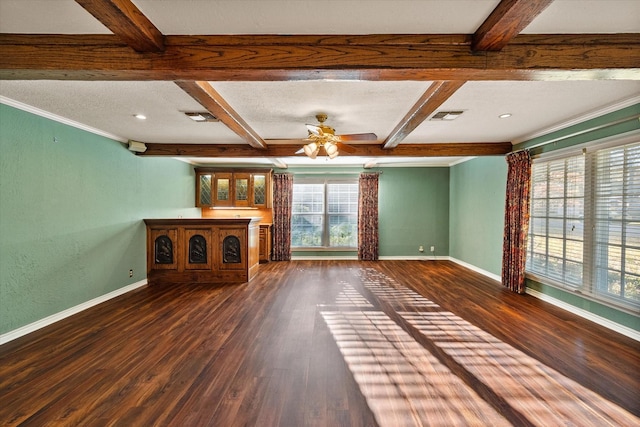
[
  {"xmin": 0, "ymin": 96, "xmax": 127, "ymax": 143},
  {"xmin": 513, "ymin": 95, "xmax": 640, "ymax": 145}
]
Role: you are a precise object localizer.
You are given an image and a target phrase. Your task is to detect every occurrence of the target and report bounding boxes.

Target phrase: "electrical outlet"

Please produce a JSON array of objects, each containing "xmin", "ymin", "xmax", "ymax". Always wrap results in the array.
[
  {"xmin": 430, "ymin": 246, "xmax": 435, "ymax": 252},
  {"xmin": 419, "ymin": 245, "xmax": 424, "ymax": 252},
  {"xmin": 129, "ymin": 269, "xmax": 133, "ymax": 278}
]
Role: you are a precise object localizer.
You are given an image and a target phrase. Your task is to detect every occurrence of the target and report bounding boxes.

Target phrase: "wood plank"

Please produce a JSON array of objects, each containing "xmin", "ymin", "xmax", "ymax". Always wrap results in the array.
[
  {"xmin": 383, "ymin": 81, "xmax": 466, "ymax": 149},
  {"xmin": 0, "ymin": 261, "xmax": 638, "ymax": 425},
  {"xmin": 139, "ymin": 142, "xmax": 513, "ymax": 157},
  {"xmin": 1, "ymin": 34, "xmax": 638, "ymax": 81},
  {"xmin": 473, "ymin": 0, "xmax": 555, "ymax": 51},
  {"xmin": 74, "ymin": 0, "xmax": 164, "ymax": 52},
  {"xmin": 175, "ymin": 81, "xmax": 267, "ymax": 149}
]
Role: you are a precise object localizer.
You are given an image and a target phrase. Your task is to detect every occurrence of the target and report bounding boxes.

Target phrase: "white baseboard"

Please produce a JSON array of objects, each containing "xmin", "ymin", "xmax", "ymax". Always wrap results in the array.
[
  {"xmin": 379, "ymin": 255, "xmax": 449, "ymax": 261},
  {"xmin": 448, "ymin": 257, "xmax": 502, "ymax": 282},
  {"xmin": 0, "ymin": 279, "xmax": 148, "ymax": 345},
  {"xmin": 525, "ymin": 288, "xmax": 640, "ymax": 342}
]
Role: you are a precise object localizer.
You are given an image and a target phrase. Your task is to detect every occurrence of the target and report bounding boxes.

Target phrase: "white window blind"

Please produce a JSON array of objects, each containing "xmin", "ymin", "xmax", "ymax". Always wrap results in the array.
[
  {"xmin": 291, "ymin": 180, "xmax": 358, "ymax": 248},
  {"xmin": 592, "ymin": 142, "xmax": 640, "ymax": 305},
  {"xmin": 526, "ymin": 140, "xmax": 640, "ymax": 311},
  {"xmin": 527, "ymin": 155, "xmax": 585, "ymax": 287}
]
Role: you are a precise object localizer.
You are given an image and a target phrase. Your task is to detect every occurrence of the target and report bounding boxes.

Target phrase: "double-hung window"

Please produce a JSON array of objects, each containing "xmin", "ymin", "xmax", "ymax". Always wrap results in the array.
[
  {"xmin": 526, "ymin": 139, "xmax": 640, "ymax": 311},
  {"xmin": 291, "ymin": 179, "xmax": 358, "ymax": 248}
]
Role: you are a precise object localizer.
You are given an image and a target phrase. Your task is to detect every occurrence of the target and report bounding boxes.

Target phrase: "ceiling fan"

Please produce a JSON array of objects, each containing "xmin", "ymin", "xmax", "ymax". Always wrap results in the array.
[{"xmin": 271, "ymin": 113, "xmax": 377, "ymax": 159}]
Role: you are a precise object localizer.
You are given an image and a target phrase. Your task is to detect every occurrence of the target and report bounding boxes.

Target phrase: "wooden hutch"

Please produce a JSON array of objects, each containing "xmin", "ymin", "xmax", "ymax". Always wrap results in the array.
[{"xmin": 195, "ymin": 168, "xmax": 273, "ymax": 263}]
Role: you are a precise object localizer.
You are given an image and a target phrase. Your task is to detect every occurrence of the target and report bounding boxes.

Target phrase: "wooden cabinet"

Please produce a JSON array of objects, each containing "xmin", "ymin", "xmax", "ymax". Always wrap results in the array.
[
  {"xmin": 144, "ymin": 218, "xmax": 261, "ymax": 285},
  {"xmin": 259, "ymin": 224, "xmax": 271, "ymax": 263},
  {"xmin": 196, "ymin": 168, "xmax": 272, "ymax": 208}
]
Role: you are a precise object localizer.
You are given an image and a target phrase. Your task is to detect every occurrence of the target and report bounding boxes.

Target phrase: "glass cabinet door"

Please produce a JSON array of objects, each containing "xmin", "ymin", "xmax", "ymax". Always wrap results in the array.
[
  {"xmin": 214, "ymin": 172, "xmax": 233, "ymax": 206},
  {"xmin": 196, "ymin": 173, "xmax": 213, "ymax": 207},
  {"xmin": 252, "ymin": 174, "xmax": 267, "ymax": 207},
  {"xmin": 234, "ymin": 173, "xmax": 251, "ymax": 207}
]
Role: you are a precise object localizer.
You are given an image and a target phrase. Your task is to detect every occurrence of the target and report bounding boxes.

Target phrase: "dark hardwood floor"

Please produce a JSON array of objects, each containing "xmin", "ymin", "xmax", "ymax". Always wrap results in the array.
[{"xmin": 1, "ymin": 260, "xmax": 639, "ymax": 426}]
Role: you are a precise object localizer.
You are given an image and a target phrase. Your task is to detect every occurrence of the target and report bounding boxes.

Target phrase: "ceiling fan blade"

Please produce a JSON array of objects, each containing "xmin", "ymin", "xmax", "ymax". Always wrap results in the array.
[
  {"xmin": 338, "ymin": 133, "xmax": 377, "ymax": 142},
  {"xmin": 336, "ymin": 142, "xmax": 357, "ymax": 154},
  {"xmin": 306, "ymin": 124, "xmax": 321, "ymax": 136}
]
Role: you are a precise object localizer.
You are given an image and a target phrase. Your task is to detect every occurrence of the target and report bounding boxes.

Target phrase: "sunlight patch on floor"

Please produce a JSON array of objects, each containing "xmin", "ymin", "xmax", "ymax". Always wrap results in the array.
[{"xmin": 319, "ymin": 267, "xmax": 640, "ymax": 427}]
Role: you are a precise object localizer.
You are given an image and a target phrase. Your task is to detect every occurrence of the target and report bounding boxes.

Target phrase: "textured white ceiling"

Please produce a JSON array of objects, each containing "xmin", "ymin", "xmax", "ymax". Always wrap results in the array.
[{"xmin": 1, "ymin": 0, "xmax": 639, "ymax": 168}]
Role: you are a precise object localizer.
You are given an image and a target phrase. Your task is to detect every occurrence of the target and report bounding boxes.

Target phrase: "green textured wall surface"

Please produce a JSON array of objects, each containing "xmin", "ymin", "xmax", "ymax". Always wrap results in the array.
[
  {"xmin": 0, "ymin": 104, "xmax": 199, "ymax": 334},
  {"xmin": 378, "ymin": 168, "xmax": 450, "ymax": 257},
  {"xmin": 449, "ymin": 157, "xmax": 507, "ymax": 276}
]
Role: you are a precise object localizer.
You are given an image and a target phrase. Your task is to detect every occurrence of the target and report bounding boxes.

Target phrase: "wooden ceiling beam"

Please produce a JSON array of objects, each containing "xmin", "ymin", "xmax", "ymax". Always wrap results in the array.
[
  {"xmin": 138, "ymin": 142, "xmax": 513, "ymax": 157},
  {"xmin": 383, "ymin": 81, "xmax": 466, "ymax": 149},
  {"xmin": 1, "ymin": 34, "xmax": 638, "ymax": 81},
  {"xmin": 74, "ymin": 0, "xmax": 164, "ymax": 52},
  {"xmin": 473, "ymin": 0, "xmax": 555, "ymax": 51},
  {"xmin": 175, "ymin": 81, "xmax": 267, "ymax": 150}
]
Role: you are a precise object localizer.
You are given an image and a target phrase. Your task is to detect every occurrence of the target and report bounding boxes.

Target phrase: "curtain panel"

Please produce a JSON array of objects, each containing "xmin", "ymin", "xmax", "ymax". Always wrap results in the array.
[
  {"xmin": 272, "ymin": 173, "xmax": 293, "ymax": 261},
  {"xmin": 358, "ymin": 173, "xmax": 379, "ymax": 260},
  {"xmin": 502, "ymin": 150, "xmax": 532, "ymax": 293}
]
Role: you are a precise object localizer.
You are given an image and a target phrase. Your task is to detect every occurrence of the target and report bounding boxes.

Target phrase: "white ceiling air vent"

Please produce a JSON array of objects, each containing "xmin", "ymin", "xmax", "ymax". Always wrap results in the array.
[
  {"xmin": 430, "ymin": 111, "xmax": 464, "ymax": 121},
  {"xmin": 185, "ymin": 112, "xmax": 219, "ymax": 122}
]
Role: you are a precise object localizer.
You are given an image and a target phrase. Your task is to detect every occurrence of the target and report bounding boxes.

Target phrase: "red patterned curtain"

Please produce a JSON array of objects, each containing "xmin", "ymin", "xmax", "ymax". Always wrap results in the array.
[
  {"xmin": 358, "ymin": 173, "xmax": 379, "ymax": 260},
  {"xmin": 272, "ymin": 173, "xmax": 293, "ymax": 261},
  {"xmin": 502, "ymin": 150, "xmax": 532, "ymax": 293}
]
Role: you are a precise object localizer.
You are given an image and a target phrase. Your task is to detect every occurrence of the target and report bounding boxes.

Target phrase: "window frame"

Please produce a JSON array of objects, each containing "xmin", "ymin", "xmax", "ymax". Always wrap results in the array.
[
  {"xmin": 291, "ymin": 178, "xmax": 359, "ymax": 250},
  {"xmin": 525, "ymin": 133, "xmax": 640, "ymax": 315}
]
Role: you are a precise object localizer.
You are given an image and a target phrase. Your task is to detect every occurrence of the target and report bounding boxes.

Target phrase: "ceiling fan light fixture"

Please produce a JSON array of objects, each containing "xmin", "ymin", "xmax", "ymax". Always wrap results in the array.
[
  {"xmin": 324, "ymin": 141, "xmax": 338, "ymax": 156},
  {"xmin": 303, "ymin": 142, "xmax": 319, "ymax": 159}
]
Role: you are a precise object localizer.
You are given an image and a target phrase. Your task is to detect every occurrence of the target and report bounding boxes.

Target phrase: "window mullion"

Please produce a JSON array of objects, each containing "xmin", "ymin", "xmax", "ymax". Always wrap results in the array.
[
  {"xmin": 563, "ymin": 159, "xmax": 569, "ymax": 282},
  {"xmin": 323, "ymin": 180, "xmax": 329, "ymax": 246},
  {"xmin": 545, "ymin": 165, "xmax": 551, "ymax": 277},
  {"xmin": 583, "ymin": 152, "xmax": 595, "ymax": 293},
  {"xmin": 620, "ymin": 148, "xmax": 629, "ymax": 298}
]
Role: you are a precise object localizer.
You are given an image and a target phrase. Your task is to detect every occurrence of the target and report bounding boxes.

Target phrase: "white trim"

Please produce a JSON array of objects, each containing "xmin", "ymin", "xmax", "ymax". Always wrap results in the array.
[
  {"xmin": 0, "ymin": 279, "xmax": 148, "ymax": 345},
  {"xmin": 531, "ymin": 129, "xmax": 640, "ymax": 162},
  {"xmin": 447, "ymin": 156, "xmax": 479, "ymax": 167},
  {"xmin": 448, "ymin": 257, "xmax": 502, "ymax": 282},
  {"xmin": 513, "ymin": 95, "xmax": 640, "ymax": 145},
  {"xmin": 525, "ymin": 288, "xmax": 640, "ymax": 342},
  {"xmin": 0, "ymin": 96, "xmax": 127, "ymax": 143},
  {"xmin": 379, "ymin": 255, "xmax": 449, "ymax": 261}
]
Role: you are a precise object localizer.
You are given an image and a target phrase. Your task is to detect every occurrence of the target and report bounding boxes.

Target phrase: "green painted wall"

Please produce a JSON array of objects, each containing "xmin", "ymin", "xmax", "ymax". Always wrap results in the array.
[
  {"xmin": 0, "ymin": 104, "xmax": 199, "ymax": 334},
  {"xmin": 378, "ymin": 167, "xmax": 449, "ymax": 257},
  {"xmin": 449, "ymin": 157, "xmax": 507, "ymax": 276}
]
